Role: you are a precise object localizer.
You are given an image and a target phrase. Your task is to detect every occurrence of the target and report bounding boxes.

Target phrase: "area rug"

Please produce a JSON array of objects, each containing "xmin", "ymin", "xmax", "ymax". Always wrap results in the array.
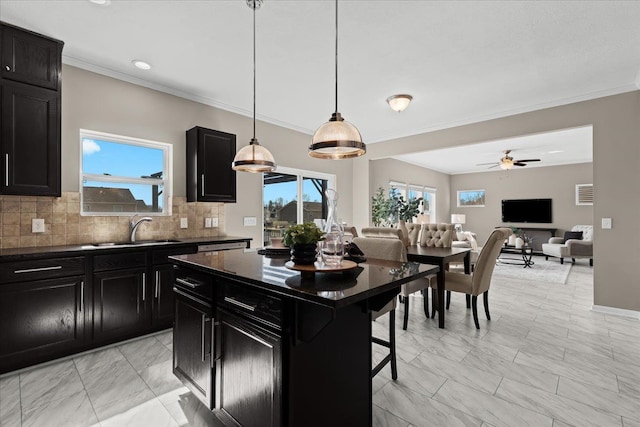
[{"xmin": 492, "ymin": 256, "xmax": 572, "ymax": 284}]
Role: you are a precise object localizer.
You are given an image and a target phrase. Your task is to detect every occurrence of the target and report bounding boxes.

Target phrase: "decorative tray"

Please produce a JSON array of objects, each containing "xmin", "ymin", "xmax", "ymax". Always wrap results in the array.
[{"xmin": 285, "ymin": 260, "xmax": 358, "ymax": 278}]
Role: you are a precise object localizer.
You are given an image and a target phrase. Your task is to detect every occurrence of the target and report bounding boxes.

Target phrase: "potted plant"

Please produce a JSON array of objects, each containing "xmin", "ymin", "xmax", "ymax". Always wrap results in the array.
[
  {"xmin": 371, "ymin": 187, "xmax": 422, "ymax": 227},
  {"xmin": 282, "ymin": 222, "xmax": 325, "ymax": 265}
]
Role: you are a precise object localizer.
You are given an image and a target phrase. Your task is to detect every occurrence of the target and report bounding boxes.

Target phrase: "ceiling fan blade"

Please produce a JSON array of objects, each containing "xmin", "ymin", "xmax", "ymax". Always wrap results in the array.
[
  {"xmin": 513, "ymin": 162, "xmax": 528, "ymax": 167},
  {"xmin": 488, "ymin": 164, "xmax": 500, "ymax": 169},
  {"xmin": 514, "ymin": 159, "xmax": 541, "ymax": 163},
  {"xmin": 476, "ymin": 162, "xmax": 499, "ymax": 166}
]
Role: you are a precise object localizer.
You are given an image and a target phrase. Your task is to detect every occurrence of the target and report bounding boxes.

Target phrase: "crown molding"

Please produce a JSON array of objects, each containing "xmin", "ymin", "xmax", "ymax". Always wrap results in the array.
[{"xmin": 62, "ymin": 55, "xmax": 314, "ymax": 136}]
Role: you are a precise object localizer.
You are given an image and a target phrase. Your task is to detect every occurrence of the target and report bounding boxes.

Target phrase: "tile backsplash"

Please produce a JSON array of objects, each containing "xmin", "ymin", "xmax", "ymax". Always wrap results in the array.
[{"xmin": 0, "ymin": 192, "xmax": 224, "ymax": 249}]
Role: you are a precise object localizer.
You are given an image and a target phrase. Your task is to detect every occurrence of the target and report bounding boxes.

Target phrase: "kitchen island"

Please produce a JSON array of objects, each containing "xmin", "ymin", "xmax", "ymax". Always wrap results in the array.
[{"xmin": 170, "ymin": 249, "xmax": 438, "ymax": 427}]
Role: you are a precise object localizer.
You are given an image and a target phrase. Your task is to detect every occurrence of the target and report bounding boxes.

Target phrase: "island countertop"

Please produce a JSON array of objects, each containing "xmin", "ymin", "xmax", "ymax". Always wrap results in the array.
[{"xmin": 169, "ymin": 249, "xmax": 439, "ymax": 309}]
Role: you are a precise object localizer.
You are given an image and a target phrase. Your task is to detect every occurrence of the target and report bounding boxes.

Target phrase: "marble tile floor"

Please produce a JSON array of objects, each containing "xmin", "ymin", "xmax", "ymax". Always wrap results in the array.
[{"xmin": 1, "ymin": 258, "xmax": 638, "ymax": 426}]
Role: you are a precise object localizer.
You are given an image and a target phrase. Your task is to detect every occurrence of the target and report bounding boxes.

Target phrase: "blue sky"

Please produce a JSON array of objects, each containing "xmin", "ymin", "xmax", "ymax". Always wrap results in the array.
[{"xmin": 83, "ymin": 138, "xmax": 163, "ymax": 204}]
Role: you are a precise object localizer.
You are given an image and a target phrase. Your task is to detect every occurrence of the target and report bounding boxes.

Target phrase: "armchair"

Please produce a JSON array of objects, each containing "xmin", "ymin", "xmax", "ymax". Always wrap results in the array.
[{"xmin": 541, "ymin": 225, "xmax": 593, "ymax": 266}]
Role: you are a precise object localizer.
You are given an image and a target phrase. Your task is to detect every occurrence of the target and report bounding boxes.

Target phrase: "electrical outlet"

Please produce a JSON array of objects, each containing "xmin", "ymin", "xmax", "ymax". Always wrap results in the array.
[
  {"xmin": 243, "ymin": 216, "xmax": 257, "ymax": 227},
  {"xmin": 204, "ymin": 218, "xmax": 212, "ymax": 228},
  {"xmin": 601, "ymin": 218, "xmax": 612, "ymax": 229},
  {"xmin": 180, "ymin": 218, "xmax": 188, "ymax": 229},
  {"xmin": 32, "ymin": 218, "xmax": 45, "ymax": 233},
  {"xmin": 211, "ymin": 217, "xmax": 219, "ymax": 227}
]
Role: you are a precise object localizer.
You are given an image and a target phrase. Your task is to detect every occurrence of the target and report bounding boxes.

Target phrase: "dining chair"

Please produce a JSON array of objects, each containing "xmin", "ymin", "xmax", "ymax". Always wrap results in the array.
[
  {"xmin": 351, "ymin": 236, "xmax": 406, "ymax": 380},
  {"xmin": 430, "ymin": 227, "xmax": 512, "ymax": 329}
]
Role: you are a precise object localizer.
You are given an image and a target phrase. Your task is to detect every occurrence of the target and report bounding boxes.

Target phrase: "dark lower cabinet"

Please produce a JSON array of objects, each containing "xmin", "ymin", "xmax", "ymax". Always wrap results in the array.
[
  {"xmin": 92, "ymin": 267, "xmax": 150, "ymax": 343},
  {"xmin": 216, "ymin": 309, "xmax": 282, "ymax": 427},
  {"xmin": 0, "ymin": 276, "xmax": 86, "ymax": 373},
  {"xmin": 173, "ymin": 288, "xmax": 214, "ymax": 409},
  {"xmin": 153, "ymin": 264, "xmax": 175, "ymax": 328}
]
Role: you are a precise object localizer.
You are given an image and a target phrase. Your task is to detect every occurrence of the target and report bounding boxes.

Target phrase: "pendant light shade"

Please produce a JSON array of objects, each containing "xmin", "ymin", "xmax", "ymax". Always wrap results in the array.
[
  {"xmin": 232, "ymin": 0, "xmax": 276, "ymax": 173},
  {"xmin": 309, "ymin": 0, "xmax": 365, "ymax": 159}
]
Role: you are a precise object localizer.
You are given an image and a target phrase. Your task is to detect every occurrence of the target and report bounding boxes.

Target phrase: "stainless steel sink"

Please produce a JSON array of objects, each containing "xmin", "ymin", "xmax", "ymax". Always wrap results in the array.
[{"xmin": 91, "ymin": 239, "xmax": 180, "ymax": 247}]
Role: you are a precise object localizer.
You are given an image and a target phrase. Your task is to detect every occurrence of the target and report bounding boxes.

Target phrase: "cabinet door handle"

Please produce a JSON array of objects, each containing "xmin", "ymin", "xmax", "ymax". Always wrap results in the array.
[
  {"xmin": 224, "ymin": 297, "xmax": 256, "ymax": 312},
  {"xmin": 5, "ymin": 154, "xmax": 9, "ymax": 187},
  {"xmin": 201, "ymin": 316, "xmax": 212, "ymax": 362},
  {"xmin": 201, "ymin": 174, "xmax": 205, "ymax": 197},
  {"xmin": 175, "ymin": 277, "xmax": 200, "ymax": 288},
  {"xmin": 142, "ymin": 273, "xmax": 146, "ymax": 301},
  {"xmin": 155, "ymin": 271, "xmax": 160, "ymax": 299},
  {"xmin": 14, "ymin": 265, "xmax": 62, "ymax": 274},
  {"xmin": 80, "ymin": 281, "xmax": 84, "ymax": 312}
]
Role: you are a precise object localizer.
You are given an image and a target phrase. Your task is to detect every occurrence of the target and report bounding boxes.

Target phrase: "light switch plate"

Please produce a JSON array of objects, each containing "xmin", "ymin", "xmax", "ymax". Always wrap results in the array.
[
  {"xmin": 32, "ymin": 218, "xmax": 45, "ymax": 233},
  {"xmin": 204, "ymin": 218, "xmax": 212, "ymax": 228},
  {"xmin": 211, "ymin": 217, "xmax": 219, "ymax": 227},
  {"xmin": 243, "ymin": 216, "xmax": 257, "ymax": 227},
  {"xmin": 180, "ymin": 218, "xmax": 188, "ymax": 229},
  {"xmin": 601, "ymin": 218, "xmax": 612, "ymax": 229}
]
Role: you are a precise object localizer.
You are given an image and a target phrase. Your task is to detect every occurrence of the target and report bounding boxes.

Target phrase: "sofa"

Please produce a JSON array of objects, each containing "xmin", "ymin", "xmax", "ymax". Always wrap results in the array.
[{"xmin": 541, "ymin": 225, "xmax": 593, "ymax": 266}]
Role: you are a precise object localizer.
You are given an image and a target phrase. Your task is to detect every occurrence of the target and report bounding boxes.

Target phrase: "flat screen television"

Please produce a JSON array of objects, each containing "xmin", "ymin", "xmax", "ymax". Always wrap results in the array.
[{"xmin": 501, "ymin": 198, "xmax": 552, "ymax": 223}]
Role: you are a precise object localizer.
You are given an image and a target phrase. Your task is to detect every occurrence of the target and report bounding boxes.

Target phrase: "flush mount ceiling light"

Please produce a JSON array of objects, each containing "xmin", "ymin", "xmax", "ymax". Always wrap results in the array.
[
  {"xmin": 89, "ymin": 0, "xmax": 111, "ymax": 5},
  {"xmin": 309, "ymin": 0, "xmax": 365, "ymax": 160},
  {"xmin": 132, "ymin": 60, "xmax": 151, "ymax": 70},
  {"xmin": 386, "ymin": 94, "xmax": 413, "ymax": 112},
  {"xmin": 232, "ymin": 0, "xmax": 276, "ymax": 173}
]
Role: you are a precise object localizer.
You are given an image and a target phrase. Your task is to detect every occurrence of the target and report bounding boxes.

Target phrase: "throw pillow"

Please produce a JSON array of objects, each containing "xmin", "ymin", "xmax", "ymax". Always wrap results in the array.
[{"xmin": 563, "ymin": 231, "xmax": 583, "ymax": 243}]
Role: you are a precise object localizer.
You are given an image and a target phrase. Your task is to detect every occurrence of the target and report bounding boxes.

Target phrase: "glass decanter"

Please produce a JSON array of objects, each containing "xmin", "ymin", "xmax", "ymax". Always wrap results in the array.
[{"xmin": 321, "ymin": 189, "xmax": 344, "ymax": 266}]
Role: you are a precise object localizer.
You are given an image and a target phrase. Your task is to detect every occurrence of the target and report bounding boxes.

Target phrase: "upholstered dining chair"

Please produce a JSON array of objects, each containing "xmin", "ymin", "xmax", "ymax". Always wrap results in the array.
[
  {"xmin": 430, "ymin": 227, "xmax": 512, "ymax": 329},
  {"xmin": 351, "ymin": 236, "xmax": 406, "ymax": 380},
  {"xmin": 361, "ymin": 224, "xmax": 455, "ymax": 330}
]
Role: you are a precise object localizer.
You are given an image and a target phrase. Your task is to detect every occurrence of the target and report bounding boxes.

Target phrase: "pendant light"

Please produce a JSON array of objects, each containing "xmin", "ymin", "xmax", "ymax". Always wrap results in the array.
[
  {"xmin": 232, "ymin": 0, "xmax": 276, "ymax": 173},
  {"xmin": 309, "ymin": 0, "xmax": 365, "ymax": 159}
]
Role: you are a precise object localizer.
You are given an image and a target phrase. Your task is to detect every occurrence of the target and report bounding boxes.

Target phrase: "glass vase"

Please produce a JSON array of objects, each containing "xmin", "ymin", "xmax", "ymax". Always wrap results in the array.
[{"xmin": 321, "ymin": 189, "xmax": 344, "ymax": 266}]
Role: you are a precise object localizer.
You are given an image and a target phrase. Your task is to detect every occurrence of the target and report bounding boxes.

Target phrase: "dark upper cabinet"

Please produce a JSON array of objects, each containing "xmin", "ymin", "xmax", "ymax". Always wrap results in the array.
[
  {"xmin": 0, "ymin": 22, "xmax": 62, "ymax": 197},
  {"xmin": 1, "ymin": 23, "xmax": 63, "ymax": 90},
  {"xmin": 1, "ymin": 81, "xmax": 60, "ymax": 196},
  {"xmin": 186, "ymin": 126, "xmax": 236, "ymax": 203}
]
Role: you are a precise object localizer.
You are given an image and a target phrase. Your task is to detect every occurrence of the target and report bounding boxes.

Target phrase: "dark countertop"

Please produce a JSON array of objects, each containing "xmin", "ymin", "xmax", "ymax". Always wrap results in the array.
[
  {"xmin": 0, "ymin": 236, "xmax": 251, "ymax": 261},
  {"xmin": 170, "ymin": 249, "xmax": 439, "ymax": 308}
]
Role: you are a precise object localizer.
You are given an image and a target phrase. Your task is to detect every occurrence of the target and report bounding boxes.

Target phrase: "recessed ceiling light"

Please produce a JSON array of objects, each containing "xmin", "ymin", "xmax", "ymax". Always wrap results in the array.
[
  {"xmin": 132, "ymin": 60, "xmax": 151, "ymax": 70},
  {"xmin": 89, "ymin": 0, "xmax": 111, "ymax": 5},
  {"xmin": 547, "ymin": 150, "xmax": 564, "ymax": 154}
]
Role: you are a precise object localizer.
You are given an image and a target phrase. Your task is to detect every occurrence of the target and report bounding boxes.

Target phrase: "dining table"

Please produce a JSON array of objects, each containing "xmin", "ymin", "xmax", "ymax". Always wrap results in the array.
[{"xmin": 406, "ymin": 245, "xmax": 471, "ymax": 328}]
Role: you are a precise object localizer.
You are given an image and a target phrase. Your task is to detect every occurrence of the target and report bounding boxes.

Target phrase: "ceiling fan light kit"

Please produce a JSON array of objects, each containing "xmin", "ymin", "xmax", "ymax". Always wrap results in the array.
[
  {"xmin": 478, "ymin": 149, "xmax": 541, "ymax": 170},
  {"xmin": 232, "ymin": 0, "xmax": 277, "ymax": 173},
  {"xmin": 309, "ymin": 0, "xmax": 366, "ymax": 160}
]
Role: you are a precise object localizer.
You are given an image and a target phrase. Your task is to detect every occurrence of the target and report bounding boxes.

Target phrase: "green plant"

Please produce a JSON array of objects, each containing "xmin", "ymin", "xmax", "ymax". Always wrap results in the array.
[
  {"xmin": 282, "ymin": 222, "xmax": 325, "ymax": 246},
  {"xmin": 371, "ymin": 187, "xmax": 423, "ymax": 226}
]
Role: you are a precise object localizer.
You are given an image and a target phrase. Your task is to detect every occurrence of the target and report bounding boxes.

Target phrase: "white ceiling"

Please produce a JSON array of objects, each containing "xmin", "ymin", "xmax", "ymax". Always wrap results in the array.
[
  {"xmin": 392, "ymin": 125, "xmax": 593, "ymax": 175},
  {"xmin": 0, "ymin": 0, "xmax": 637, "ymax": 168}
]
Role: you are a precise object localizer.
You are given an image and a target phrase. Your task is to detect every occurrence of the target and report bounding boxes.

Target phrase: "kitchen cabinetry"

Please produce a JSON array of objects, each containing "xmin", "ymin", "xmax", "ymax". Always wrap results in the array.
[
  {"xmin": 173, "ymin": 269, "xmax": 215, "ymax": 409},
  {"xmin": 0, "ymin": 256, "xmax": 86, "ymax": 373},
  {"xmin": 186, "ymin": 126, "xmax": 236, "ymax": 203},
  {"xmin": 92, "ymin": 252, "xmax": 151, "ymax": 343},
  {"xmin": 151, "ymin": 245, "xmax": 198, "ymax": 328},
  {"xmin": 0, "ymin": 22, "xmax": 62, "ymax": 196},
  {"xmin": 216, "ymin": 309, "xmax": 282, "ymax": 427}
]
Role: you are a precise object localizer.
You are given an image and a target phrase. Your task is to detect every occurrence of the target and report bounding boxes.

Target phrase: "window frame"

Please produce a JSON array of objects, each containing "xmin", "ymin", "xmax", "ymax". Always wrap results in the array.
[
  {"xmin": 389, "ymin": 181, "xmax": 437, "ymax": 222},
  {"xmin": 79, "ymin": 129, "xmax": 173, "ymax": 216}
]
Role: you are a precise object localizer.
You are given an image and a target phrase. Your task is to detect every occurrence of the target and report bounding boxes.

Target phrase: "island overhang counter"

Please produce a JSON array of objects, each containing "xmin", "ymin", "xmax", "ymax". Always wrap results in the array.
[{"xmin": 169, "ymin": 249, "xmax": 438, "ymax": 427}]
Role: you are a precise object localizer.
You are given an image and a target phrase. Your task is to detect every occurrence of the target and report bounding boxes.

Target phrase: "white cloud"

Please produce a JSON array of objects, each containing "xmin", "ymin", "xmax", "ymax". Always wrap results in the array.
[{"xmin": 83, "ymin": 139, "xmax": 101, "ymax": 155}]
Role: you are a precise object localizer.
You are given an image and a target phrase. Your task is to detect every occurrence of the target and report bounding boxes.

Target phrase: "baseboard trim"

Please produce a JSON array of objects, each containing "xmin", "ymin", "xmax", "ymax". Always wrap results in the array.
[{"xmin": 592, "ymin": 305, "xmax": 640, "ymax": 320}]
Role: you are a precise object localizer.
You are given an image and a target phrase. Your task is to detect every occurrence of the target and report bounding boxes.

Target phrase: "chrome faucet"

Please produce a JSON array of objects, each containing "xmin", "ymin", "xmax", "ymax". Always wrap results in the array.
[{"xmin": 130, "ymin": 215, "xmax": 153, "ymax": 243}]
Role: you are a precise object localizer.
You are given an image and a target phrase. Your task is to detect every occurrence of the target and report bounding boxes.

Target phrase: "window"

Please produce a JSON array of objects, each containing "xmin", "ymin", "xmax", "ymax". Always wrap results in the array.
[
  {"xmin": 390, "ymin": 181, "xmax": 436, "ymax": 222},
  {"xmin": 263, "ymin": 167, "xmax": 335, "ymax": 246},
  {"xmin": 80, "ymin": 129, "xmax": 172, "ymax": 216}
]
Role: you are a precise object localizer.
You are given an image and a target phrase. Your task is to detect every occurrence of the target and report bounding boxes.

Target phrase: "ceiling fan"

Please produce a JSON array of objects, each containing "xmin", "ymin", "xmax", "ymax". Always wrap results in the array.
[{"xmin": 477, "ymin": 150, "xmax": 541, "ymax": 170}]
